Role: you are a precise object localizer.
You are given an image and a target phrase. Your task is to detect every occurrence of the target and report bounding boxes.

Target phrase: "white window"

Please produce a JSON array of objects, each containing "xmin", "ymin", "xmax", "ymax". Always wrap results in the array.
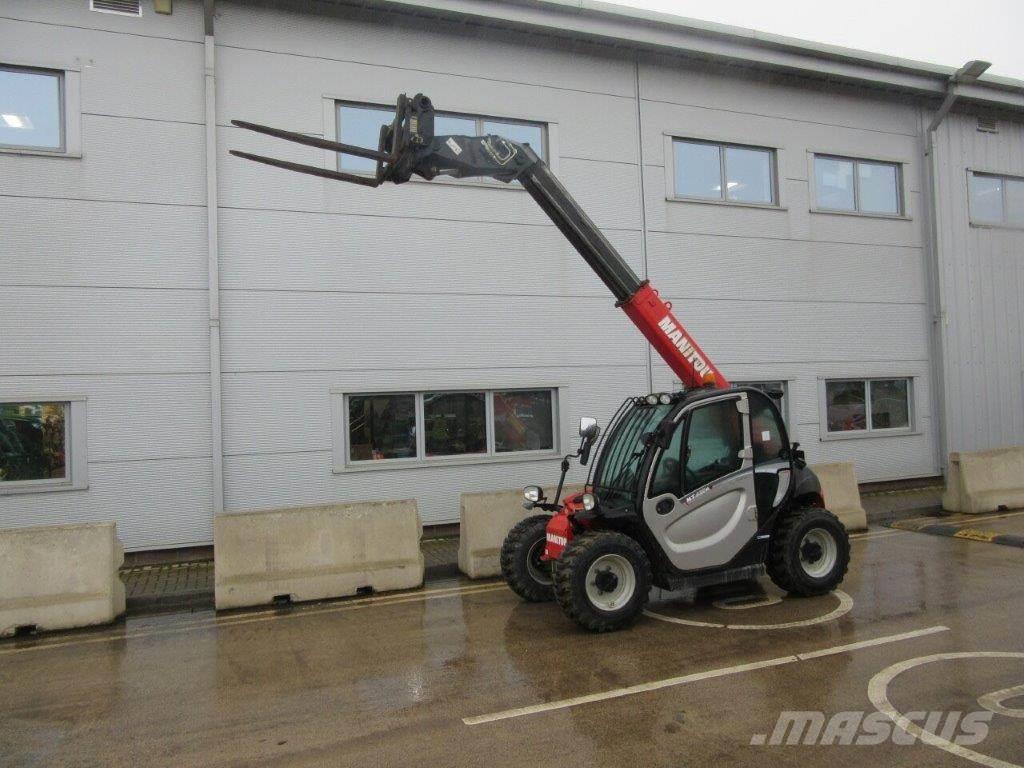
[
  {"xmin": 333, "ymin": 388, "xmax": 558, "ymax": 470},
  {"xmin": 821, "ymin": 378, "xmax": 913, "ymax": 437},
  {"xmin": 0, "ymin": 63, "xmax": 81, "ymax": 157},
  {"xmin": 336, "ymin": 101, "xmax": 547, "ymax": 181},
  {"xmin": 969, "ymin": 171, "xmax": 1024, "ymax": 228},
  {"xmin": 813, "ymin": 155, "xmax": 903, "ymax": 216},
  {"xmin": 0, "ymin": 397, "xmax": 88, "ymax": 494},
  {"xmin": 672, "ymin": 138, "xmax": 777, "ymax": 205}
]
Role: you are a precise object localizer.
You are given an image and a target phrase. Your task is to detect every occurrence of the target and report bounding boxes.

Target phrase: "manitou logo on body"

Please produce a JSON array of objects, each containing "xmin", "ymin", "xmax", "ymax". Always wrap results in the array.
[
  {"xmin": 546, "ymin": 534, "xmax": 568, "ymax": 547},
  {"xmin": 657, "ymin": 317, "xmax": 711, "ymax": 377}
]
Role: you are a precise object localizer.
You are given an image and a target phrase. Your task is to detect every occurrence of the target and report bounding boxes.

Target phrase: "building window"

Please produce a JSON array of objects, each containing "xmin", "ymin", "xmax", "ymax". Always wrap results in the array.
[
  {"xmin": 823, "ymin": 378, "xmax": 913, "ymax": 436},
  {"xmin": 733, "ymin": 380, "xmax": 789, "ymax": 424},
  {"xmin": 336, "ymin": 388, "xmax": 558, "ymax": 468},
  {"xmin": 813, "ymin": 155, "xmax": 903, "ymax": 215},
  {"xmin": 0, "ymin": 398, "xmax": 88, "ymax": 494},
  {"xmin": 336, "ymin": 102, "xmax": 547, "ymax": 180},
  {"xmin": 969, "ymin": 171, "xmax": 1024, "ymax": 228},
  {"xmin": 0, "ymin": 65, "xmax": 64, "ymax": 152},
  {"xmin": 672, "ymin": 138, "xmax": 776, "ymax": 205}
]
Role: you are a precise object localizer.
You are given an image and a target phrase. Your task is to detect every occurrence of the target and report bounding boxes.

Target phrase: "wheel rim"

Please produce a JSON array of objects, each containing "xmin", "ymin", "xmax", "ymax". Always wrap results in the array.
[
  {"xmin": 799, "ymin": 528, "xmax": 838, "ymax": 579},
  {"xmin": 525, "ymin": 538, "xmax": 552, "ymax": 586},
  {"xmin": 585, "ymin": 553, "xmax": 636, "ymax": 611}
]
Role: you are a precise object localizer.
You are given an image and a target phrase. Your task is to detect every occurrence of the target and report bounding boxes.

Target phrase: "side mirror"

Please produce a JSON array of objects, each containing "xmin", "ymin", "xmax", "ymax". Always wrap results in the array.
[
  {"xmin": 578, "ymin": 417, "xmax": 600, "ymax": 466},
  {"xmin": 579, "ymin": 417, "xmax": 599, "ymax": 440}
]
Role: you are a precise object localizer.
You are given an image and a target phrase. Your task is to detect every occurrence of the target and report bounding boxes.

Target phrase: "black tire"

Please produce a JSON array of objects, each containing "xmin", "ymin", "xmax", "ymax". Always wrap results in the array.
[
  {"xmin": 500, "ymin": 515, "xmax": 555, "ymax": 602},
  {"xmin": 553, "ymin": 531, "xmax": 652, "ymax": 632},
  {"xmin": 767, "ymin": 507, "xmax": 850, "ymax": 596}
]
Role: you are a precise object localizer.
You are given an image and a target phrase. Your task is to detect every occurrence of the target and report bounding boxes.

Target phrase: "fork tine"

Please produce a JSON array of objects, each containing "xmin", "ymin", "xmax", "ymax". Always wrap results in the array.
[
  {"xmin": 231, "ymin": 119, "xmax": 390, "ymax": 162},
  {"xmin": 229, "ymin": 150, "xmax": 381, "ymax": 187}
]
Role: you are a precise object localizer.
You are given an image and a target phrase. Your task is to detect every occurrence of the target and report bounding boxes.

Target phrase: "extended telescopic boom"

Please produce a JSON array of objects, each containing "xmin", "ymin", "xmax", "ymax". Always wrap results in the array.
[{"xmin": 231, "ymin": 93, "xmax": 728, "ymax": 390}]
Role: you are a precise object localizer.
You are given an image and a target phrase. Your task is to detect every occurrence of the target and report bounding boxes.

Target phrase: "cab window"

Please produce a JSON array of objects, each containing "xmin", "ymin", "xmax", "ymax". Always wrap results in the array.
[
  {"xmin": 748, "ymin": 390, "xmax": 786, "ymax": 463},
  {"xmin": 683, "ymin": 399, "xmax": 744, "ymax": 491},
  {"xmin": 650, "ymin": 420, "xmax": 684, "ymax": 497}
]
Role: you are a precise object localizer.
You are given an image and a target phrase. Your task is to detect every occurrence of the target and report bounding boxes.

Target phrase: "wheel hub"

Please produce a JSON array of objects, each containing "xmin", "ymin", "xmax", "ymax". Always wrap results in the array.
[
  {"xmin": 594, "ymin": 568, "xmax": 619, "ymax": 593},
  {"xmin": 798, "ymin": 528, "xmax": 838, "ymax": 579},
  {"xmin": 801, "ymin": 540, "xmax": 824, "ymax": 563}
]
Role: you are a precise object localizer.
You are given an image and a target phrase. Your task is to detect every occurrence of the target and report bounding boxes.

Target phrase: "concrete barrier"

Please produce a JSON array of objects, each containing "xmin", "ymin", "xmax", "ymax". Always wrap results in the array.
[
  {"xmin": 811, "ymin": 462, "xmax": 868, "ymax": 532},
  {"xmin": 0, "ymin": 522, "xmax": 126, "ymax": 637},
  {"xmin": 458, "ymin": 484, "xmax": 583, "ymax": 579},
  {"xmin": 942, "ymin": 448, "xmax": 1024, "ymax": 515},
  {"xmin": 214, "ymin": 499, "xmax": 423, "ymax": 610}
]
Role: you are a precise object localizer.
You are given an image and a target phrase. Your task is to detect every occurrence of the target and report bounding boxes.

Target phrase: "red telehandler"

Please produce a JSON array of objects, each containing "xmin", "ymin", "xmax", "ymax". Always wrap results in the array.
[{"xmin": 233, "ymin": 93, "xmax": 850, "ymax": 632}]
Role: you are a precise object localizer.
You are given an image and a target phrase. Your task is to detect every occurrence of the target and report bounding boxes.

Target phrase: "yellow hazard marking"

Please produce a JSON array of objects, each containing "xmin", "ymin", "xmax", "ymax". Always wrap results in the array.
[{"xmin": 952, "ymin": 528, "xmax": 998, "ymax": 542}]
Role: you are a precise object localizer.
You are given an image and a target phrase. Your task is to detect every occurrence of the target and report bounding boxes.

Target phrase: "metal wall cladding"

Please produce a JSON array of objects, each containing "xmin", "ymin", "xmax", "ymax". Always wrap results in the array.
[
  {"xmin": 933, "ymin": 112, "xmax": 1024, "ymax": 454},
  {"xmin": 1, "ymin": 0, "xmax": 968, "ymax": 547}
]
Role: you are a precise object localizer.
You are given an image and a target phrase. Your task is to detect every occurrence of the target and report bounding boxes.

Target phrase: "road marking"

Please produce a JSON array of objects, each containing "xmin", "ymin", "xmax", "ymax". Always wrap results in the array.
[
  {"xmin": 0, "ymin": 582, "xmax": 508, "ymax": 656},
  {"xmin": 644, "ymin": 589, "xmax": 853, "ymax": 630},
  {"xmin": 978, "ymin": 683, "xmax": 1024, "ymax": 720},
  {"xmin": 868, "ymin": 651, "xmax": 1024, "ymax": 768},
  {"xmin": 463, "ymin": 625, "xmax": 949, "ymax": 725}
]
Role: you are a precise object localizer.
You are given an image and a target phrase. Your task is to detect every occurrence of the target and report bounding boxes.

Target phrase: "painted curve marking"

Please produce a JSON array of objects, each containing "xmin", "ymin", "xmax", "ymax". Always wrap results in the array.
[{"xmin": 644, "ymin": 589, "xmax": 852, "ymax": 630}]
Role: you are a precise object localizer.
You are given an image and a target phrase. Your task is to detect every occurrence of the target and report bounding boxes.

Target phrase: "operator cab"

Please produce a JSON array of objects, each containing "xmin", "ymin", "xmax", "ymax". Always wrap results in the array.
[{"xmin": 586, "ymin": 386, "xmax": 799, "ymax": 575}]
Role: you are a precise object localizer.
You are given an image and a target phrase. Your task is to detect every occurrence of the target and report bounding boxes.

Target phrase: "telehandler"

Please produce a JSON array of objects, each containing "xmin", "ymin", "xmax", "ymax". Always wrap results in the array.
[{"xmin": 232, "ymin": 93, "xmax": 850, "ymax": 632}]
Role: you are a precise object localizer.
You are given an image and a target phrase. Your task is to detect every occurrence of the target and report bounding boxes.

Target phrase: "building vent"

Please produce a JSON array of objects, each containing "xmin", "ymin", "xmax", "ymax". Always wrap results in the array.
[
  {"xmin": 977, "ymin": 116, "xmax": 999, "ymax": 133},
  {"xmin": 90, "ymin": 0, "xmax": 142, "ymax": 16}
]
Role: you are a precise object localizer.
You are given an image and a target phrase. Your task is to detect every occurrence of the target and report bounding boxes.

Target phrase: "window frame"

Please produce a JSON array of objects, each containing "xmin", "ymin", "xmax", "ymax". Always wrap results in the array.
[
  {"xmin": 732, "ymin": 380, "xmax": 790, "ymax": 426},
  {"xmin": 0, "ymin": 395, "xmax": 88, "ymax": 495},
  {"xmin": 968, "ymin": 169, "xmax": 1024, "ymax": 230},
  {"xmin": 331, "ymin": 387, "xmax": 561, "ymax": 472},
  {"xmin": 333, "ymin": 99, "xmax": 550, "ymax": 189},
  {"xmin": 817, "ymin": 377, "xmax": 916, "ymax": 441},
  {"xmin": 810, "ymin": 153, "xmax": 907, "ymax": 219},
  {"xmin": 0, "ymin": 61, "xmax": 81, "ymax": 158},
  {"xmin": 667, "ymin": 134, "xmax": 782, "ymax": 209}
]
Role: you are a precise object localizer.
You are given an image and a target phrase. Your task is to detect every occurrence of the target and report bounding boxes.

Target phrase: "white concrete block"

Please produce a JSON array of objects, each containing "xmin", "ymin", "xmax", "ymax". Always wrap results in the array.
[
  {"xmin": 458, "ymin": 485, "xmax": 583, "ymax": 579},
  {"xmin": 214, "ymin": 499, "xmax": 423, "ymax": 610},
  {"xmin": 0, "ymin": 522, "xmax": 125, "ymax": 637},
  {"xmin": 942, "ymin": 447, "xmax": 1024, "ymax": 515},
  {"xmin": 811, "ymin": 462, "xmax": 868, "ymax": 532}
]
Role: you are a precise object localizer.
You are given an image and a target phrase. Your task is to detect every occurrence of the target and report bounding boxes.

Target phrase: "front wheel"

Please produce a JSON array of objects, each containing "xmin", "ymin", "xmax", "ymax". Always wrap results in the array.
[
  {"xmin": 500, "ymin": 515, "xmax": 555, "ymax": 602},
  {"xmin": 767, "ymin": 507, "xmax": 850, "ymax": 596},
  {"xmin": 553, "ymin": 531, "xmax": 652, "ymax": 632}
]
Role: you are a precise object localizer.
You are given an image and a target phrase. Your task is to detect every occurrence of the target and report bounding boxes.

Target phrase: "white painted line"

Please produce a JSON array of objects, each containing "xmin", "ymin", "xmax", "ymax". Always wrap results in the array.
[
  {"xmin": 797, "ymin": 625, "xmax": 949, "ymax": 660},
  {"xmin": 463, "ymin": 625, "xmax": 950, "ymax": 726},
  {"xmin": 644, "ymin": 589, "xmax": 853, "ymax": 631},
  {"xmin": 868, "ymin": 651, "xmax": 1024, "ymax": 768},
  {"xmin": 463, "ymin": 655, "xmax": 797, "ymax": 726}
]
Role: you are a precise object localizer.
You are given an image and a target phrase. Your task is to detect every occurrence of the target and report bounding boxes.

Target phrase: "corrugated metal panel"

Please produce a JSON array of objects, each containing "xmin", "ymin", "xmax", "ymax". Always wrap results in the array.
[
  {"xmin": 0, "ymin": 287, "xmax": 209, "ymax": 375},
  {"xmin": 647, "ymin": 231, "xmax": 925, "ymax": 304},
  {"xmin": 216, "ymin": 46, "xmax": 638, "ymax": 164},
  {"xmin": 934, "ymin": 112, "xmax": 1024, "ymax": 453},
  {"xmin": 0, "ymin": 375, "xmax": 211, "ymax": 463},
  {"xmin": 218, "ymin": 208, "xmax": 643, "ymax": 295},
  {"xmin": 2, "ymin": 0, "xmax": 204, "ymax": 40},
  {"xmin": 0, "ymin": 457, "xmax": 213, "ymax": 550},
  {"xmin": 0, "ymin": 197, "xmax": 207, "ymax": 289},
  {"xmin": 219, "ymin": 292, "xmax": 645, "ymax": 372},
  {"xmin": 1, "ymin": 115, "xmax": 206, "ymax": 206},
  {"xmin": 214, "ymin": 1, "xmax": 637, "ymax": 98},
  {"xmin": 0, "ymin": 17, "xmax": 204, "ymax": 123}
]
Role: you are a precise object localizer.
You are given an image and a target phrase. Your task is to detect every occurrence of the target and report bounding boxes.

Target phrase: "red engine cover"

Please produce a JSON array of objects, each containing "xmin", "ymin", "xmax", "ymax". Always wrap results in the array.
[{"xmin": 542, "ymin": 492, "xmax": 587, "ymax": 560}]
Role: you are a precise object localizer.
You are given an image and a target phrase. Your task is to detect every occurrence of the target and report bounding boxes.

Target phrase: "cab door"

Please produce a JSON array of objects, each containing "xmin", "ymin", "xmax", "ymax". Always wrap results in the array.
[{"xmin": 642, "ymin": 393, "xmax": 757, "ymax": 572}]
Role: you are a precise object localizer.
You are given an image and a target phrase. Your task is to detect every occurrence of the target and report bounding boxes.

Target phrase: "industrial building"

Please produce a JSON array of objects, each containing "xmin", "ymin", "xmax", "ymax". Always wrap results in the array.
[{"xmin": 1, "ymin": 0, "xmax": 1022, "ymax": 550}]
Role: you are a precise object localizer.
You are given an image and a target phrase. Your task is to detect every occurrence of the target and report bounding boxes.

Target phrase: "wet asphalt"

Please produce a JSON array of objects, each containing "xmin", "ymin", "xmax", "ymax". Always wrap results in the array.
[{"xmin": 1, "ymin": 516, "xmax": 1022, "ymax": 768}]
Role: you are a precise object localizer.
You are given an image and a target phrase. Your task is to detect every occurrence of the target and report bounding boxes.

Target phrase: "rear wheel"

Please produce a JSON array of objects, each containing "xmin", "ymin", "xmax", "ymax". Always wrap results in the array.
[
  {"xmin": 767, "ymin": 507, "xmax": 850, "ymax": 596},
  {"xmin": 500, "ymin": 515, "xmax": 554, "ymax": 602},
  {"xmin": 553, "ymin": 531, "xmax": 652, "ymax": 632}
]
